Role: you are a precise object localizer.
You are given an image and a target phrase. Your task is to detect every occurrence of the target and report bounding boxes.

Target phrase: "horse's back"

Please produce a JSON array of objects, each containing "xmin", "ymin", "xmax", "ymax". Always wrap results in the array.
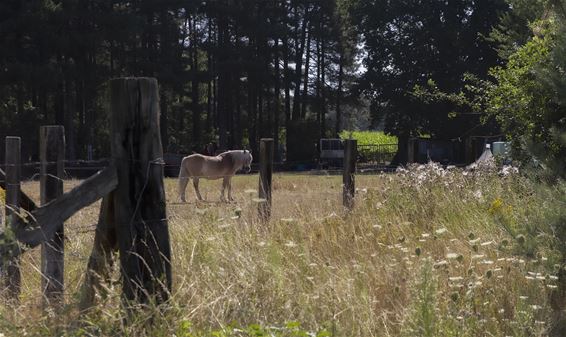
[{"xmin": 182, "ymin": 153, "xmax": 231, "ymax": 179}]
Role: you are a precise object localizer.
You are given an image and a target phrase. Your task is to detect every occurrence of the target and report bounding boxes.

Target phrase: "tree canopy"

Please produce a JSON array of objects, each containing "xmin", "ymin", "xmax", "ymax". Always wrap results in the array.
[
  {"xmin": 350, "ymin": 0, "xmax": 509, "ymax": 143},
  {"xmin": 3, "ymin": 0, "xmax": 559, "ymax": 168},
  {"xmin": 487, "ymin": 1, "xmax": 566, "ymax": 178}
]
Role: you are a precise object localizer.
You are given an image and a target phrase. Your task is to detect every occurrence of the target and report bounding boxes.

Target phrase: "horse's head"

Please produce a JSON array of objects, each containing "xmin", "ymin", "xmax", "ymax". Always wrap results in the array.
[{"xmin": 242, "ymin": 150, "xmax": 253, "ymax": 173}]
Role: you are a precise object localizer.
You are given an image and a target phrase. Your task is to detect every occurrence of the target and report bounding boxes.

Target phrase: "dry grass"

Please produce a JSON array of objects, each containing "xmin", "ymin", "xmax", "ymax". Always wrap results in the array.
[{"xmin": 0, "ymin": 165, "xmax": 563, "ymax": 336}]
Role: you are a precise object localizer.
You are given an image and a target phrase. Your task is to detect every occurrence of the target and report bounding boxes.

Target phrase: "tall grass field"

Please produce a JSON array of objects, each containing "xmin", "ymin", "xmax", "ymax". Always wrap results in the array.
[{"xmin": 0, "ymin": 164, "xmax": 564, "ymax": 336}]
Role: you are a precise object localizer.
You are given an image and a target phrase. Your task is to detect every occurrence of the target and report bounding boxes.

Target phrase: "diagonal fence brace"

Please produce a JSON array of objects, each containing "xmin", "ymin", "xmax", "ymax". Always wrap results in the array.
[{"xmin": 1, "ymin": 165, "xmax": 118, "ymax": 251}]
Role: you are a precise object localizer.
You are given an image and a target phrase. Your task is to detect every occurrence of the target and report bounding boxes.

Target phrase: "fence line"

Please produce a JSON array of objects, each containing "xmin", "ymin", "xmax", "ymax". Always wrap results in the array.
[
  {"xmin": 0, "ymin": 79, "xmax": 393, "ymax": 308},
  {"xmin": 1, "ymin": 166, "xmax": 397, "ymax": 186},
  {"xmin": 0, "ymin": 168, "xmax": 396, "ymax": 186}
]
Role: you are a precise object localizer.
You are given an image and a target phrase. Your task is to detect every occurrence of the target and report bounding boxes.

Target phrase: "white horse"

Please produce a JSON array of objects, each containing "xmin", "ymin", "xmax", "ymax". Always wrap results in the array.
[{"xmin": 178, "ymin": 150, "xmax": 253, "ymax": 202}]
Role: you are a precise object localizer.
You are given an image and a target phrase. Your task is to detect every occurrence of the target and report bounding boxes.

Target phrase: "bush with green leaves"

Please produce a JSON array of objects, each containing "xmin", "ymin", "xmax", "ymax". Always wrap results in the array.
[
  {"xmin": 339, "ymin": 131, "xmax": 398, "ymax": 163},
  {"xmin": 339, "ymin": 130, "xmax": 398, "ymax": 146},
  {"xmin": 487, "ymin": 19, "xmax": 566, "ymax": 178}
]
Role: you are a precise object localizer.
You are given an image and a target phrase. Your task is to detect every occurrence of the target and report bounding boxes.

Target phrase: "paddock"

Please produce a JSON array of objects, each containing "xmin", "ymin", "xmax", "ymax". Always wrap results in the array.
[
  {"xmin": 1, "ymin": 169, "xmax": 553, "ymax": 336},
  {"xmin": 0, "ymin": 78, "xmax": 555, "ymax": 336}
]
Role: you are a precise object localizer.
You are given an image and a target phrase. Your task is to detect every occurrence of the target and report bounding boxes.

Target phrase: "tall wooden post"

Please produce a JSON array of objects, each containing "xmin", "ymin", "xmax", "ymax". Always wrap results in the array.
[
  {"xmin": 80, "ymin": 195, "xmax": 117, "ymax": 310},
  {"xmin": 464, "ymin": 137, "xmax": 474, "ymax": 164},
  {"xmin": 5, "ymin": 136, "xmax": 21, "ymax": 300},
  {"xmin": 40, "ymin": 126, "xmax": 65, "ymax": 307},
  {"xmin": 258, "ymin": 138, "xmax": 274, "ymax": 221},
  {"xmin": 343, "ymin": 139, "xmax": 357, "ymax": 210},
  {"xmin": 407, "ymin": 138, "xmax": 416, "ymax": 164},
  {"xmin": 109, "ymin": 77, "xmax": 172, "ymax": 304}
]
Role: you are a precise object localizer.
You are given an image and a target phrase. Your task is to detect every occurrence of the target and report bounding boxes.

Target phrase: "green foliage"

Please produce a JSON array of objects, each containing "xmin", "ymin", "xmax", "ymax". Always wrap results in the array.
[
  {"xmin": 488, "ymin": 30, "xmax": 551, "ymax": 145},
  {"xmin": 339, "ymin": 130, "xmax": 398, "ymax": 163},
  {"xmin": 410, "ymin": 1, "xmax": 566, "ymax": 178},
  {"xmin": 488, "ymin": 0, "xmax": 547, "ymax": 59},
  {"xmin": 487, "ymin": 17, "xmax": 566, "ymax": 178},
  {"xmin": 412, "ymin": 74, "xmax": 494, "ymax": 120},
  {"xmin": 351, "ymin": 0, "xmax": 508, "ymax": 140},
  {"xmin": 402, "ymin": 260, "xmax": 438, "ymax": 337},
  {"xmin": 338, "ymin": 130, "xmax": 398, "ymax": 146}
]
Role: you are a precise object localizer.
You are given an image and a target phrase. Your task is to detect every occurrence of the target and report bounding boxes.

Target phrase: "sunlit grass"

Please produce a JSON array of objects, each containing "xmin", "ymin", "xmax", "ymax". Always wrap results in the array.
[{"xmin": 0, "ymin": 165, "xmax": 563, "ymax": 336}]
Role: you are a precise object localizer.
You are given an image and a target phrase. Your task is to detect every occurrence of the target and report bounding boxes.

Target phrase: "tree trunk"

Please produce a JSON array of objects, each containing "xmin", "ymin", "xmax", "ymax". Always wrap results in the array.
[
  {"xmin": 301, "ymin": 25, "xmax": 311, "ymax": 120},
  {"xmin": 258, "ymin": 85, "xmax": 264, "ymax": 139},
  {"xmin": 235, "ymin": 78, "xmax": 242, "ymax": 148},
  {"xmin": 206, "ymin": 18, "xmax": 214, "ymax": 136},
  {"xmin": 316, "ymin": 32, "xmax": 321, "ymax": 125},
  {"xmin": 335, "ymin": 53, "xmax": 344, "ymax": 137},
  {"xmin": 217, "ymin": 18, "xmax": 229, "ymax": 150},
  {"xmin": 292, "ymin": 5, "xmax": 309, "ymax": 121},
  {"xmin": 392, "ymin": 134, "xmax": 410, "ymax": 166},
  {"xmin": 320, "ymin": 27, "xmax": 326, "ymax": 138},
  {"xmin": 76, "ymin": 79, "xmax": 86, "ymax": 157},
  {"xmin": 55, "ymin": 54, "xmax": 65, "ymax": 126},
  {"xmin": 274, "ymin": 38, "xmax": 281, "ymax": 161},
  {"xmin": 65, "ymin": 74, "xmax": 76, "ymax": 161},
  {"xmin": 191, "ymin": 16, "xmax": 201, "ymax": 148},
  {"xmin": 160, "ymin": 86, "xmax": 169, "ymax": 152},
  {"xmin": 283, "ymin": 36, "xmax": 291, "ymax": 161}
]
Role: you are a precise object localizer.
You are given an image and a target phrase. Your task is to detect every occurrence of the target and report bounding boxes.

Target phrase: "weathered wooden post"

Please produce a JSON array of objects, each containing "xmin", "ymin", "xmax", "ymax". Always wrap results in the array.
[
  {"xmin": 5, "ymin": 136, "xmax": 21, "ymax": 300},
  {"xmin": 343, "ymin": 139, "xmax": 357, "ymax": 210},
  {"xmin": 80, "ymin": 195, "xmax": 117, "ymax": 310},
  {"xmin": 464, "ymin": 137, "xmax": 474, "ymax": 164},
  {"xmin": 109, "ymin": 77, "xmax": 171, "ymax": 304},
  {"xmin": 258, "ymin": 138, "xmax": 274, "ymax": 221},
  {"xmin": 40, "ymin": 126, "xmax": 65, "ymax": 307},
  {"xmin": 407, "ymin": 138, "xmax": 416, "ymax": 164}
]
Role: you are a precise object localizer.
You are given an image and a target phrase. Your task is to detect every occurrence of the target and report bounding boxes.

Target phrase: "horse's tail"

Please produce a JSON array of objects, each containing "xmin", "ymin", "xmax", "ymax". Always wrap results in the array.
[{"xmin": 178, "ymin": 157, "xmax": 191, "ymax": 202}]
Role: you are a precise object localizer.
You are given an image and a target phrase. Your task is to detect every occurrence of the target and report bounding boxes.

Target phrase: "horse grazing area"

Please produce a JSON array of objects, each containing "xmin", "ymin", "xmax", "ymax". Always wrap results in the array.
[{"xmin": 1, "ymin": 165, "xmax": 564, "ymax": 337}]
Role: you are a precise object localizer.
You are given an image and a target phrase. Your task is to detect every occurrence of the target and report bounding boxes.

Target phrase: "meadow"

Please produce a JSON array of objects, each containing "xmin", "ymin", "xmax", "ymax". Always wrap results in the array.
[{"xmin": 0, "ymin": 164, "xmax": 564, "ymax": 337}]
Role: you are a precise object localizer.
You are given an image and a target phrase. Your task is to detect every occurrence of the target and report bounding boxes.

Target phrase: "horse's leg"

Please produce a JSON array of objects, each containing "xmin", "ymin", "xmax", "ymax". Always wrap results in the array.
[
  {"xmin": 227, "ymin": 176, "xmax": 234, "ymax": 202},
  {"xmin": 193, "ymin": 178, "xmax": 204, "ymax": 201},
  {"xmin": 178, "ymin": 165, "xmax": 190, "ymax": 202},
  {"xmin": 220, "ymin": 177, "xmax": 229, "ymax": 202}
]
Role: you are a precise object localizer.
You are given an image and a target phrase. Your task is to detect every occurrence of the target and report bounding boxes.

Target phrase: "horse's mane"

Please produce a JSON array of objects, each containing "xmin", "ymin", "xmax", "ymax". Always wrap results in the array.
[{"xmin": 218, "ymin": 150, "xmax": 252, "ymax": 165}]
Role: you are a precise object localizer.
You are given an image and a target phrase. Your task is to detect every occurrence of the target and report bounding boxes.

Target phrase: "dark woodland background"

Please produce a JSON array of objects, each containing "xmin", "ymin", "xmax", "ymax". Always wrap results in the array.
[{"xmin": 0, "ymin": 0, "xmax": 512, "ymax": 163}]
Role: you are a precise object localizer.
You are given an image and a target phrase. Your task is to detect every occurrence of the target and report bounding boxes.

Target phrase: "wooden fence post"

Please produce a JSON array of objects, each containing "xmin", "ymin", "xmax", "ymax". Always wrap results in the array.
[
  {"xmin": 80, "ymin": 194, "xmax": 117, "ymax": 310},
  {"xmin": 5, "ymin": 136, "xmax": 21, "ymax": 300},
  {"xmin": 40, "ymin": 125, "xmax": 65, "ymax": 307},
  {"xmin": 407, "ymin": 138, "xmax": 416, "ymax": 164},
  {"xmin": 343, "ymin": 139, "xmax": 357, "ymax": 210},
  {"xmin": 109, "ymin": 77, "xmax": 171, "ymax": 304},
  {"xmin": 258, "ymin": 138, "xmax": 274, "ymax": 221},
  {"xmin": 464, "ymin": 137, "xmax": 474, "ymax": 164}
]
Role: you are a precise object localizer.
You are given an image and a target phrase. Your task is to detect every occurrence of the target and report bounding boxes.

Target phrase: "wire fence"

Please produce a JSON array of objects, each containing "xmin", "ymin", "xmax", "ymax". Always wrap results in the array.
[
  {"xmin": 357, "ymin": 144, "xmax": 398, "ymax": 165},
  {"xmin": 0, "ymin": 157, "xmax": 174, "ymax": 265},
  {"xmin": 0, "ymin": 151, "xmax": 385, "ymax": 253},
  {"xmin": 0, "ymin": 162, "xmax": 396, "ymax": 183},
  {"xmin": 0, "ymin": 155, "xmax": 376, "ymax": 305},
  {"xmin": 0, "ymin": 141, "xmax": 400, "ymax": 180}
]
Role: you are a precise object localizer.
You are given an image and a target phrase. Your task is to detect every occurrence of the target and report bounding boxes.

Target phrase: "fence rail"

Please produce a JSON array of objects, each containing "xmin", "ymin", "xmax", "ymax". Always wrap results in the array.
[
  {"xmin": 0, "ymin": 77, "xmax": 172, "ymax": 311},
  {"xmin": 0, "ymin": 157, "xmax": 398, "ymax": 180}
]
